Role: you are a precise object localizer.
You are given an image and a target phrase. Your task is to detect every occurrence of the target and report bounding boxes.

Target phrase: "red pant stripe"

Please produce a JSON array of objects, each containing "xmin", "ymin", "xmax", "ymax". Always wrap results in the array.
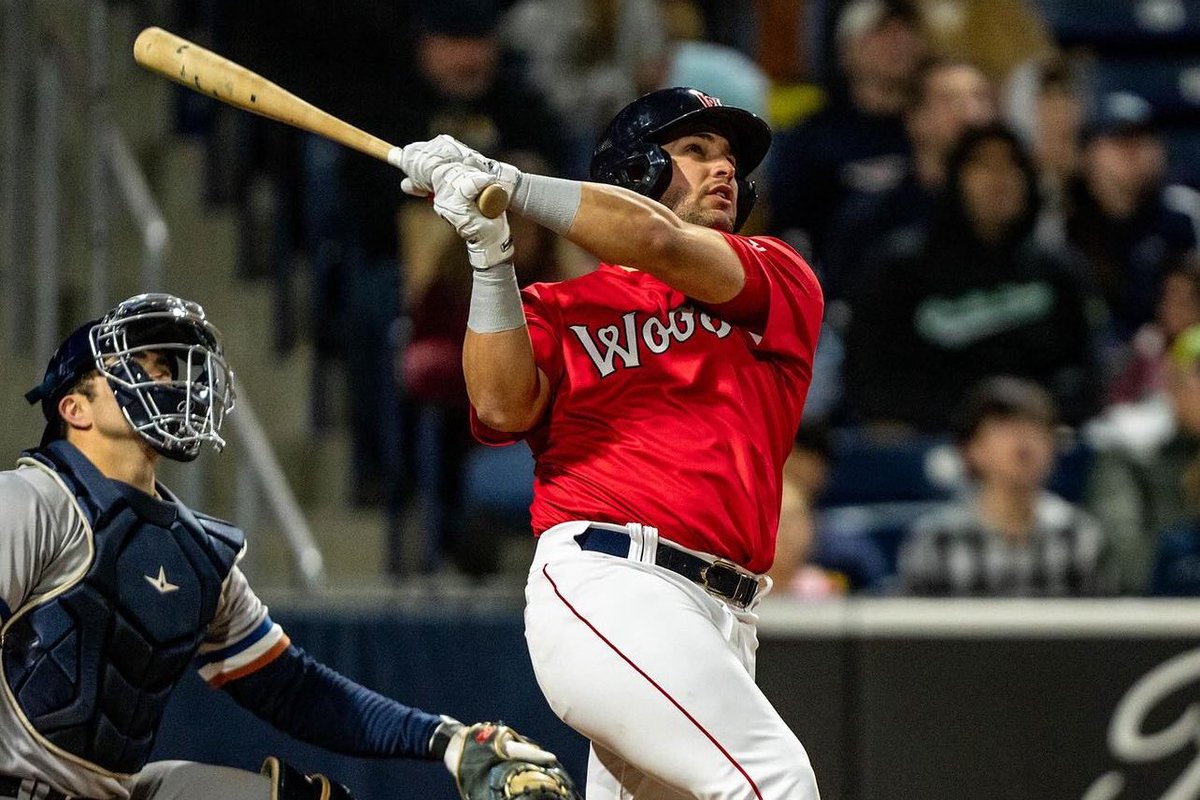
[{"xmin": 542, "ymin": 565, "xmax": 764, "ymax": 800}]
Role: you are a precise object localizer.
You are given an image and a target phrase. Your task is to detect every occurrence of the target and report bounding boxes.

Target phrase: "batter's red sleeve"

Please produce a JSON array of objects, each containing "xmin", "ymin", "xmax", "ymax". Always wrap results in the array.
[
  {"xmin": 469, "ymin": 283, "xmax": 564, "ymax": 446},
  {"xmin": 711, "ymin": 233, "xmax": 824, "ymax": 366}
]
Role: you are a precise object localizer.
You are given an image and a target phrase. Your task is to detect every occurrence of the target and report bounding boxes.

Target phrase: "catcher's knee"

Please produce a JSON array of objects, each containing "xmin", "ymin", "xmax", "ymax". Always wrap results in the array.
[{"xmin": 260, "ymin": 756, "xmax": 355, "ymax": 800}]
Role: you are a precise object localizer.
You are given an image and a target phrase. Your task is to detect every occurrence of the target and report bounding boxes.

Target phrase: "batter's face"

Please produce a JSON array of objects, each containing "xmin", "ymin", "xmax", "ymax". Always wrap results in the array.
[{"xmin": 659, "ymin": 132, "xmax": 739, "ymax": 232}]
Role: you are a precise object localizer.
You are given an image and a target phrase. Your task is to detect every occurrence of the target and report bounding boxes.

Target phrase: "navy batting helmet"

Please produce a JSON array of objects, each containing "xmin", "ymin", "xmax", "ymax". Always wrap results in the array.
[
  {"xmin": 590, "ymin": 87, "xmax": 772, "ymax": 231},
  {"xmin": 26, "ymin": 293, "xmax": 235, "ymax": 461}
]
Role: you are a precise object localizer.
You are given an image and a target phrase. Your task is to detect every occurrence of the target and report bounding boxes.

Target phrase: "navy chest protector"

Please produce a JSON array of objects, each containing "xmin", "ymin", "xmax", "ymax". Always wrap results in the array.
[{"xmin": 0, "ymin": 441, "xmax": 243, "ymax": 775}]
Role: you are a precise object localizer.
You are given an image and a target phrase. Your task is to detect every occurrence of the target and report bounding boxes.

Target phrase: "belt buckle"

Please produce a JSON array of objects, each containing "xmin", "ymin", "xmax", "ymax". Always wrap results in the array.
[{"xmin": 698, "ymin": 558, "xmax": 747, "ymax": 604}]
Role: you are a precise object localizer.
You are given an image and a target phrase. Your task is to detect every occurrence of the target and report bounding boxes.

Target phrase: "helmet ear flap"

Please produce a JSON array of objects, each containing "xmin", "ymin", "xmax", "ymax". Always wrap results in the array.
[
  {"xmin": 590, "ymin": 141, "xmax": 673, "ymax": 200},
  {"xmin": 734, "ymin": 177, "xmax": 756, "ymax": 232}
]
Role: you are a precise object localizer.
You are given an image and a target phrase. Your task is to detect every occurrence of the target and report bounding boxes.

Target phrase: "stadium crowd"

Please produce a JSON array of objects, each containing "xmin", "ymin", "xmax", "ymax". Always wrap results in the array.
[{"xmin": 171, "ymin": 0, "xmax": 1200, "ymax": 597}]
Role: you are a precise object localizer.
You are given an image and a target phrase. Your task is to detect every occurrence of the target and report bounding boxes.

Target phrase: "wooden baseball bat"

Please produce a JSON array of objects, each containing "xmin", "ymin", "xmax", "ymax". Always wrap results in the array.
[{"xmin": 132, "ymin": 26, "xmax": 509, "ymax": 218}]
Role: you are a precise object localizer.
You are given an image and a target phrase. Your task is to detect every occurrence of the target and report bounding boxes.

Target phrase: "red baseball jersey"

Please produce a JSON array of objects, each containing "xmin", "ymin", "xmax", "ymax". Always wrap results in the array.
[{"xmin": 472, "ymin": 234, "xmax": 823, "ymax": 573}]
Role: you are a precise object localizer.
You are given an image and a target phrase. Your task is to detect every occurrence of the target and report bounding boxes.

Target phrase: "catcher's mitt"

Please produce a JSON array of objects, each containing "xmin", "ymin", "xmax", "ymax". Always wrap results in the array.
[
  {"xmin": 448, "ymin": 722, "xmax": 580, "ymax": 800},
  {"xmin": 486, "ymin": 760, "xmax": 578, "ymax": 800}
]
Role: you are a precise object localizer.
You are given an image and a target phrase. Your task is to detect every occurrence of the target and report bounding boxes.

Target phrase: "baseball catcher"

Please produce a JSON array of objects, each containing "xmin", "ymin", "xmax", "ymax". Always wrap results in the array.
[{"xmin": 0, "ymin": 292, "xmax": 578, "ymax": 800}]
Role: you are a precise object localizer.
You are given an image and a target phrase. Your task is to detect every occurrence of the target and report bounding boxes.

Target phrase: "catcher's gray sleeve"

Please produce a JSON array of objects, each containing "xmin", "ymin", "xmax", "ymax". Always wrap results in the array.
[
  {"xmin": 195, "ymin": 566, "xmax": 288, "ymax": 687},
  {"xmin": 0, "ymin": 467, "xmax": 78, "ymax": 619}
]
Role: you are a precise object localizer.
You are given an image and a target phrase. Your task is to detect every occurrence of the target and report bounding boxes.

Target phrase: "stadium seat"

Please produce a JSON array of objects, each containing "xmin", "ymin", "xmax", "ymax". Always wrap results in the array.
[
  {"xmin": 1033, "ymin": 0, "xmax": 1200, "ymax": 46},
  {"xmin": 817, "ymin": 501, "xmax": 945, "ymax": 587},
  {"xmin": 819, "ymin": 430, "xmax": 957, "ymax": 506},
  {"xmin": 1047, "ymin": 439, "xmax": 1095, "ymax": 504},
  {"xmin": 1089, "ymin": 59, "xmax": 1200, "ymax": 120},
  {"xmin": 461, "ymin": 442, "xmax": 535, "ymax": 519},
  {"xmin": 1165, "ymin": 129, "xmax": 1200, "ymax": 187}
]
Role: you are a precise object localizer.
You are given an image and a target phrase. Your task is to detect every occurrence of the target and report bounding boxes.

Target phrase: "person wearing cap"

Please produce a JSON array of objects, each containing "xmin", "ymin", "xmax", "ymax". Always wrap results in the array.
[
  {"xmin": 1, "ymin": 293, "xmax": 571, "ymax": 800},
  {"xmin": 898, "ymin": 375, "xmax": 1111, "ymax": 596},
  {"xmin": 768, "ymin": 0, "xmax": 926, "ymax": 264},
  {"xmin": 1065, "ymin": 91, "xmax": 1200, "ymax": 346},
  {"xmin": 396, "ymin": 85, "xmax": 824, "ymax": 798}
]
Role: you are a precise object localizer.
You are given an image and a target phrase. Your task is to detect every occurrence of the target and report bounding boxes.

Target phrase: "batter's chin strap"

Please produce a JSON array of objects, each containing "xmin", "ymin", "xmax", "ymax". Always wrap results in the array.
[{"xmin": 261, "ymin": 756, "xmax": 356, "ymax": 800}]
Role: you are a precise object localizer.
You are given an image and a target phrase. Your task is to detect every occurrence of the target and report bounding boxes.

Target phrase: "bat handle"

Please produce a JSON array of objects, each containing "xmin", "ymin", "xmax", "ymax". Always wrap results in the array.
[{"xmin": 386, "ymin": 146, "xmax": 509, "ymax": 219}]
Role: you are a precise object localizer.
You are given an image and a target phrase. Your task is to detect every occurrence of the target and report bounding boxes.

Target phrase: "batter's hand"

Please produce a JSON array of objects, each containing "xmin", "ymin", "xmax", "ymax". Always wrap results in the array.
[
  {"xmin": 462, "ymin": 154, "xmax": 522, "ymax": 206},
  {"xmin": 398, "ymin": 134, "xmax": 485, "ymax": 197},
  {"xmin": 442, "ymin": 721, "xmax": 579, "ymax": 800},
  {"xmin": 431, "ymin": 164, "xmax": 513, "ymax": 269}
]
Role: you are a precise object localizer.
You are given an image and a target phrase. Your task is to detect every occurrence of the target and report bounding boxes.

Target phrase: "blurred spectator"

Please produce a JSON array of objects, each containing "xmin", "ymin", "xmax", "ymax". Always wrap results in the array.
[
  {"xmin": 770, "ymin": 425, "xmax": 892, "ymax": 595},
  {"xmin": 1149, "ymin": 518, "xmax": 1200, "ymax": 596},
  {"xmin": 769, "ymin": 425, "xmax": 850, "ymax": 598},
  {"xmin": 395, "ymin": 154, "xmax": 566, "ymax": 575},
  {"xmin": 342, "ymin": 0, "xmax": 569, "ymax": 263},
  {"xmin": 825, "ymin": 57, "xmax": 995, "ymax": 300},
  {"xmin": 845, "ymin": 124, "xmax": 1100, "ymax": 432},
  {"xmin": 898, "ymin": 376, "xmax": 1111, "ymax": 596},
  {"xmin": 1064, "ymin": 92, "xmax": 1200, "ymax": 349},
  {"xmin": 912, "ymin": 0, "xmax": 1054, "ymax": 84},
  {"xmin": 317, "ymin": 0, "xmax": 568, "ymax": 505},
  {"xmin": 1087, "ymin": 325, "xmax": 1200, "ymax": 594},
  {"xmin": 768, "ymin": 0, "xmax": 925, "ymax": 263},
  {"xmin": 1005, "ymin": 55, "xmax": 1086, "ymax": 215},
  {"xmin": 1108, "ymin": 253, "xmax": 1200, "ymax": 405},
  {"xmin": 501, "ymin": 0, "xmax": 667, "ymax": 176}
]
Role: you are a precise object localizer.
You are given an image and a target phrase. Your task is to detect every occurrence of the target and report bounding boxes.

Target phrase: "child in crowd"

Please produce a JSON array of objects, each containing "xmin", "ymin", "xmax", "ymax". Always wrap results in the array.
[{"xmin": 899, "ymin": 376, "xmax": 1111, "ymax": 596}]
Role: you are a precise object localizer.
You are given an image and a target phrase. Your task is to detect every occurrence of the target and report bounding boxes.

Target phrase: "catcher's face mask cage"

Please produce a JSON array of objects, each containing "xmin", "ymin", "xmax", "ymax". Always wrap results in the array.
[{"xmin": 89, "ymin": 293, "xmax": 235, "ymax": 462}]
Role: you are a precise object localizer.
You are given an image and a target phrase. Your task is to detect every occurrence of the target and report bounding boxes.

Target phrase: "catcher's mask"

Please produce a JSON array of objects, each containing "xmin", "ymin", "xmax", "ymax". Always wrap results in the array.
[
  {"xmin": 26, "ymin": 293, "xmax": 235, "ymax": 462},
  {"xmin": 589, "ymin": 87, "xmax": 772, "ymax": 231}
]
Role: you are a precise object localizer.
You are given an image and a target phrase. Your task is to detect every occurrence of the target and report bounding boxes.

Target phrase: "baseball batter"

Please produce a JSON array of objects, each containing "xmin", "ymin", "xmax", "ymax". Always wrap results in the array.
[
  {"xmin": 0, "ymin": 293, "xmax": 573, "ymax": 800},
  {"xmin": 399, "ymin": 87, "xmax": 824, "ymax": 799}
]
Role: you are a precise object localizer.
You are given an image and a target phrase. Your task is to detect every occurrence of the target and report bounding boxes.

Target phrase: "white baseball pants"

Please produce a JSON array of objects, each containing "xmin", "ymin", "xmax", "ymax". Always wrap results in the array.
[{"xmin": 524, "ymin": 521, "xmax": 820, "ymax": 800}]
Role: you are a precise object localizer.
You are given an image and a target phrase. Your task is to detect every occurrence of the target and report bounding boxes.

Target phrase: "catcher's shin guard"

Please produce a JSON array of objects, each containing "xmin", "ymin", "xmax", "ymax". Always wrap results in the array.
[{"xmin": 261, "ymin": 756, "xmax": 355, "ymax": 800}]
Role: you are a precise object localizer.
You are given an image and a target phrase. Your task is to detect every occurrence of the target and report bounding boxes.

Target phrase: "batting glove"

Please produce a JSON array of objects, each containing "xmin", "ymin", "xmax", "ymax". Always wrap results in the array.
[
  {"xmin": 462, "ymin": 154, "xmax": 522, "ymax": 207},
  {"xmin": 399, "ymin": 134, "xmax": 485, "ymax": 197},
  {"xmin": 432, "ymin": 164, "xmax": 514, "ymax": 270}
]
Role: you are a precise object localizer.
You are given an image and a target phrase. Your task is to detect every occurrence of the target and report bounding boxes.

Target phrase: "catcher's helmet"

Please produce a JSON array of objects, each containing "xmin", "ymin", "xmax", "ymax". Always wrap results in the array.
[
  {"xmin": 26, "ymin": 293, "xmax": 235, "ymax": 461},
  {"xmin": 590, "ymin": 87, "xmax": 772, "ymax": 231}
]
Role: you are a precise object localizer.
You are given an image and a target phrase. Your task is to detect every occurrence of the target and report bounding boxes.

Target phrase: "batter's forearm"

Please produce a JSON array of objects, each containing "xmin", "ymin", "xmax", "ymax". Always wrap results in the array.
[
  {"xmin": 564, "ymin": 184, "xmax": 682, "ymax": 270},
  {"xmin": 464, "ymin": 328, "xmax": 549, "ymax": 432},
  {"xmin": 513, "ymin": 176, "xmax": 744, "ymax": 303}
]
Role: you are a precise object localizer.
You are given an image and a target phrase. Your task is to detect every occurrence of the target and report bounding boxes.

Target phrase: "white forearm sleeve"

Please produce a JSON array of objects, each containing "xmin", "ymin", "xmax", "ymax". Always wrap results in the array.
[{"xmin": 511, "ymin": 174, "xmax": 582, "ymax": 236}]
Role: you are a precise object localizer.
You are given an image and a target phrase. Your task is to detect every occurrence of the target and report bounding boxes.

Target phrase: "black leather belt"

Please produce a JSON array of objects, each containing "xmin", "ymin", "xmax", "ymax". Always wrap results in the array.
[
  {"xmin": 575, "ymin": 525, "xmax": 761, "ymax": 608},
  {"xmin": 0, "ymin": 776, "xmax": 76, "ymax": 800}
]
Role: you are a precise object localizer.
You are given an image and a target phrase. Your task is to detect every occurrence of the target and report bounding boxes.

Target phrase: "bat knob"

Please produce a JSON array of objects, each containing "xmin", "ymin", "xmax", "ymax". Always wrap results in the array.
[{"xmin": 477, "ymin": 184, "xmax": 510, "ymax": 219}]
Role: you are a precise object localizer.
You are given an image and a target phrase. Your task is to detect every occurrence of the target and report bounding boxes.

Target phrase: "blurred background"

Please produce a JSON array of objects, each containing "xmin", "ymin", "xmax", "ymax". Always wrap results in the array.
[{"xmin": 4, "ymin": 0, "xmax": 1200, "ymax": 797}]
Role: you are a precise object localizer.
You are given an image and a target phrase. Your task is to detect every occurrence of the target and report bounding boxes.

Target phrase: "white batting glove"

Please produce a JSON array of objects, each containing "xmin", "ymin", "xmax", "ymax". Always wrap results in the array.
[
  {"xmin": 432, "ymin": 164, "xmax": 514, "ymax": 270},
  {"xmin": 462, "ymin": 154, "xmax": 523, "ymax": 206},
  {"xmin": 398, "ymin": 134, "xmax": 485, "ymax": 197}
]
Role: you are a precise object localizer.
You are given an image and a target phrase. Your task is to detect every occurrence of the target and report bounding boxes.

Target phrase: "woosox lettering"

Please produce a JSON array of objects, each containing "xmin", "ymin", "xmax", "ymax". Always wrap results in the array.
[{"xmin": 569, "ymin": 309, "xmax": 734, "ymax": 378}]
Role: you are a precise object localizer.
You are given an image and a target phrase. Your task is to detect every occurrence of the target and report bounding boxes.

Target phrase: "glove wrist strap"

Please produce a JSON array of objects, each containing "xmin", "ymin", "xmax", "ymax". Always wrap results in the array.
[
  {"xmin": 468, "ymin": 234, "xmax": 514, "ymax": 270},
  {"xmin": 430, "ymin": 716, "xmax": 462, "ymax": 762}
]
